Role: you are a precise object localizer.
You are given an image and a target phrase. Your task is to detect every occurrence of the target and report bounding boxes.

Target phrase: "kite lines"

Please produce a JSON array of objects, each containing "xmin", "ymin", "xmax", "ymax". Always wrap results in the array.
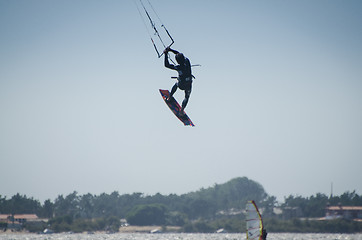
[{"xmin": 135, "ymin": 0, "xmax": 174, "ymax": 60}]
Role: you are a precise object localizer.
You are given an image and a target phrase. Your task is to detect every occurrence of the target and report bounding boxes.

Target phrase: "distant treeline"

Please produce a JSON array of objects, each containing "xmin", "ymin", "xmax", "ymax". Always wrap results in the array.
[
  {"xmin": 0, "ymin": 177, "xmax": 267, "ymax": 220},
  {"xmin": 1, "ymin": 177, "xmax": 362, "ymax": 233}
]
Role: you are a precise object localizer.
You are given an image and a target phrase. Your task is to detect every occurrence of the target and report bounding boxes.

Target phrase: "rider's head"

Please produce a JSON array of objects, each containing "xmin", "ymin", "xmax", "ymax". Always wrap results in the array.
[{"xmin": 175, "ymin": 53, "xmax": 185, "ymax": 64}]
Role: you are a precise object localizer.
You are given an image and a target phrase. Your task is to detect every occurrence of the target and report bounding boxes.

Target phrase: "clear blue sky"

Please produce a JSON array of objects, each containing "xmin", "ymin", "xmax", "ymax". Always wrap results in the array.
[{"xmin": 1, "ymin": 0, "xmax": 361, "ymax": 202}]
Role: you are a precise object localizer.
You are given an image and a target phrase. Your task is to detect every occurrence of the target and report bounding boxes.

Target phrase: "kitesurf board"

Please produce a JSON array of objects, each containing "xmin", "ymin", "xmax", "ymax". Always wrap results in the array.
[{"xmin": 159, "ymin": 89, "xmax": 195, "ymax": 126}]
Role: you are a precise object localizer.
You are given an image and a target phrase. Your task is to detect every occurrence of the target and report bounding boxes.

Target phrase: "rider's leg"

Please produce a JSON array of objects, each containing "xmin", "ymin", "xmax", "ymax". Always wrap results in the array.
[
  {"xmin": 167, "ymin": 83, "xmax": 178, "ymax": 101},
  {"xmin": 181, "ymin": 88, "xmax": 191, "ymax": 112}
]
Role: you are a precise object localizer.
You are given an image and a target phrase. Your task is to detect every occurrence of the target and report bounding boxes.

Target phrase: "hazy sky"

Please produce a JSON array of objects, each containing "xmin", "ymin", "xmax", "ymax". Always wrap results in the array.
[{"xmin": 1, "ymin": 0, "xmax": 361, "ymax": 203}]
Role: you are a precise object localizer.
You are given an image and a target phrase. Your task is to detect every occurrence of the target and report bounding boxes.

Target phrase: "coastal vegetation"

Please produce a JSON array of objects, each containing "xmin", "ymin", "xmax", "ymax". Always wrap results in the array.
[{"xmin": 1, "ymin": 177, "xmax": 361, "ymax": 233}]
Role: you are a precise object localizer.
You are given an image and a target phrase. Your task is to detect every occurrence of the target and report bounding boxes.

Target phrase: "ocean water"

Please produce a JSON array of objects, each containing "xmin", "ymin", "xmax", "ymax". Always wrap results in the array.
[{"xmin": 0, "ymin": 233, "xmax": 361, "ymax": 240}]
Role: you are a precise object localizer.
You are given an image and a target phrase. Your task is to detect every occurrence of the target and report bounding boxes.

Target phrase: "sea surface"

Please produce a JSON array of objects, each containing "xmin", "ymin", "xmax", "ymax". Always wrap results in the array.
[{"xmin": 0, "ymin": 233, "xmax": 361, "ymax": 240}]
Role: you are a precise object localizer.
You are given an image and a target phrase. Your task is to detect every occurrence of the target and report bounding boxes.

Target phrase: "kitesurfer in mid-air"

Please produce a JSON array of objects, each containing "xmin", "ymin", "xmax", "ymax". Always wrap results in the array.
[{"xmin": 163, "ymin": 47, "xmax": 193, "ymax": 113}]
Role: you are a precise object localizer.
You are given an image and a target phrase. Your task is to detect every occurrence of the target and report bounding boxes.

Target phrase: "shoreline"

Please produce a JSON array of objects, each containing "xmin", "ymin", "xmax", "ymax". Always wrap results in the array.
[
  {"xmin": 0, "ymin": 226, "xmax": 182, "ymax": 234},
  {"xmin": 118, "ymin": 225, "xmax": 181, "ymax": 233}
]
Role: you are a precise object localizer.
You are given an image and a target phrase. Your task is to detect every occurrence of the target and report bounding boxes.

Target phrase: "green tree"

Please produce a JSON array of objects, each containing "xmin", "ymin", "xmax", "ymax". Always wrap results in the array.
[
  {"xmin": 40, "ymin": 199, "xmax": 54, "ymax": 218},
  {"xmin": 305, "ymin": 193, "xmax": 328, "ymax": 217},
  {"xmin": 105, "ymin": 216, "xmax": 121, "ymax": 232},
  {"xmin": 126, "ymin": 204, "xmax": 167, "ymax": 226},
  {"xmin": 262, "ymin": 196, "xmax": 277, "ymax": 218},
  {"xmin": 167, "ymin": 211, "xmax": 187, "ymax": 226},
  {"xmin": 78, "ymin": 193, "xmax": 95, "ymax": 218},
  {"xmin": 54, "ymin": 191, "xmax": 80, "ymax": 217},
  {"xmin": 7, "ymin": 193, "xmax": 41, "ymax": 214}
]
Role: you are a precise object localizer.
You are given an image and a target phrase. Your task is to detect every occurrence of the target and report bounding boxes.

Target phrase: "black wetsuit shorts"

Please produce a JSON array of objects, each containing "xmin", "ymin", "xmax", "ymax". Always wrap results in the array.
[{"xmin": 177, "ymin": 77, "xmax": 192, "ymax": 91}]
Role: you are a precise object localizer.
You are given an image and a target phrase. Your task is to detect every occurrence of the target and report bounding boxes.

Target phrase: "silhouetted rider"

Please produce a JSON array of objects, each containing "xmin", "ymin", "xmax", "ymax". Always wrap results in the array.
[{"xmin": 163, "ymin": 47, "xmax": 193, "ymax": 113}]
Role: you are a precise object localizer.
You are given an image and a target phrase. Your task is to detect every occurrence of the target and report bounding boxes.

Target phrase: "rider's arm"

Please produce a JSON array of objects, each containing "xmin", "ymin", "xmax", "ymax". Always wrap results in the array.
[
  {"xmin": 168, "ymin": 48, "xmax": 179, "ymax": 55},
  {"xmin": 164, "ymin": 50, "xmax": 176, "ymax": 70}
]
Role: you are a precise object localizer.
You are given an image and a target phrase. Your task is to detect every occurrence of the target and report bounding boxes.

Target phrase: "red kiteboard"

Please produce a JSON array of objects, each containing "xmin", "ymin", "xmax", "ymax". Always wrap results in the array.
[{"xmin": 159, "ymin": 89, "xmax": 195, "ymax": 126}]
